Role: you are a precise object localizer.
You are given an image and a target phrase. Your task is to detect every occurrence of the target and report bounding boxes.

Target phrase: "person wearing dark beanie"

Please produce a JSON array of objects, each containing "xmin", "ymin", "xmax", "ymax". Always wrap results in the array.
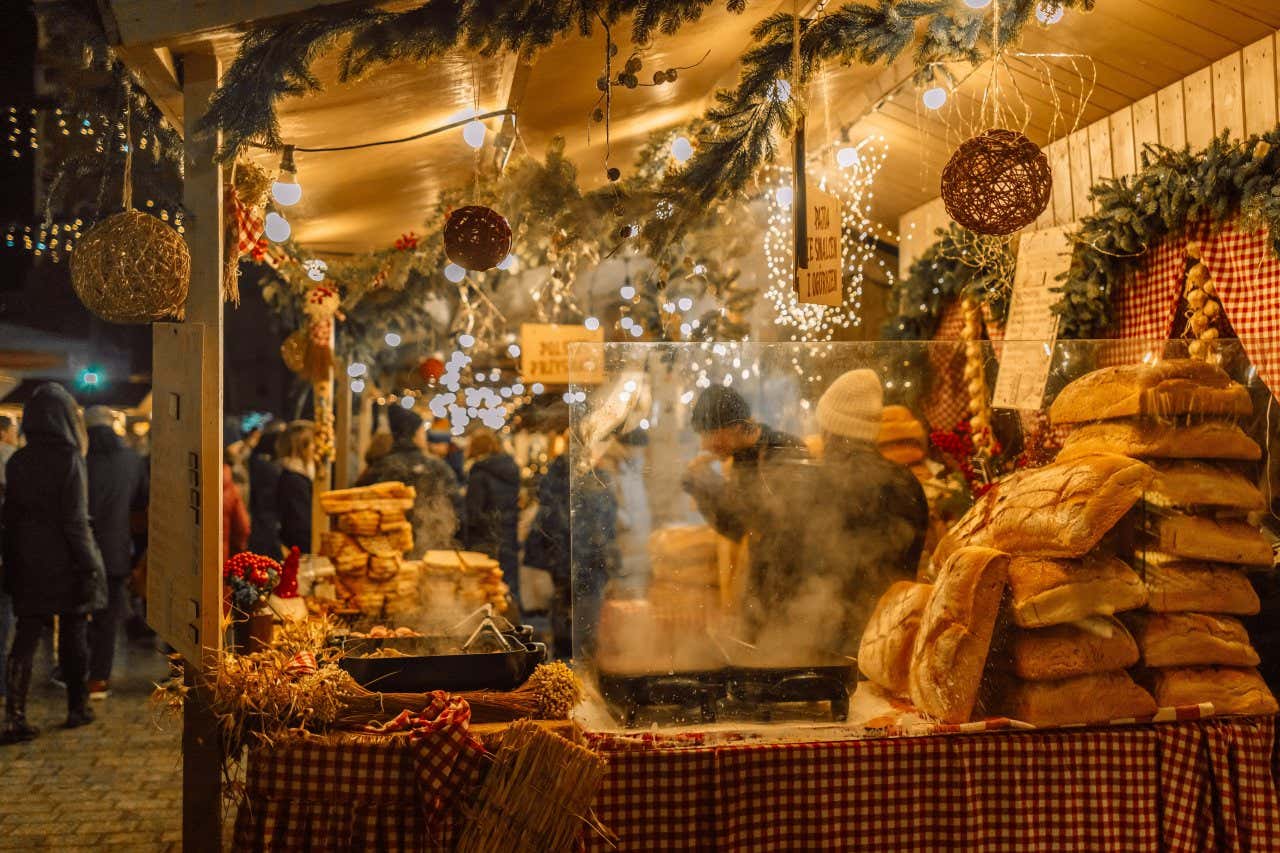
[
  {"xmin": 356, "ymin": 404, "xmax": 461, "ymax": 554},
  {"xmin": 681, "ymin": 385, "xmax": 805, "ymax": 639}
]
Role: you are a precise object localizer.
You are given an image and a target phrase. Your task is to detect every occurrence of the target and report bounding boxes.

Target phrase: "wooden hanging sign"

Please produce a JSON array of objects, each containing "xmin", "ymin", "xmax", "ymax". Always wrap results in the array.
[
  {"xmin": 796, "ymin": 183, "xmax": 844, "ymax": 306},
  {"xmin": 521, "ymin": 323, "xmax": 605, "ymax": 386}
]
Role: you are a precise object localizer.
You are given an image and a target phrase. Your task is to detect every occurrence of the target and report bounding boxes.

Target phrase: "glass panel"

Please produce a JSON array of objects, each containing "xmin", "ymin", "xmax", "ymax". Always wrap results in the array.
[{"xmin": 565, "ymin": 339, "xmax": 1274, "ymax": 736}]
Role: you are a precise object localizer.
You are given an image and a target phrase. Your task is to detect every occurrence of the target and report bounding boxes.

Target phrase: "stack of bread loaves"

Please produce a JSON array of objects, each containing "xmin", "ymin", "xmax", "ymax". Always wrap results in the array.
[
  {"xmin": 319, "ymin": 483, "xmax": 422, "ymax": 617},
  {"xmin": 421, "ymin": 550, "xmax": 510, "ymax": 615},
  {"xmin": 1050, "ymin": 358, "xmax": 1277, "ymax": 715}
]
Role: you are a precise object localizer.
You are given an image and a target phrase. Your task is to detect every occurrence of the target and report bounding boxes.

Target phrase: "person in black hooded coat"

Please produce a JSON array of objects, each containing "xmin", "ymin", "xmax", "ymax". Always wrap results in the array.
[
  {"xmin": 462, "ymin": 428, "xmax": 522, "ymax": 609},
  {"xmin": 1, "ymin": 383, "xmax": 106, "ymax": 742}
]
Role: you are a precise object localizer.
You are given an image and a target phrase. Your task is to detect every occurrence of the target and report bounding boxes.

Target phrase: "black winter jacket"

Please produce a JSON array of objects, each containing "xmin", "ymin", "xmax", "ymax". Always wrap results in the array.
[
  {"xmin": 356, "ymin": 440, "xmax": 460, "ymax": 555},
  {"xmin": 87, "ymin": 425, "xmax": 149, "ymax": 578},
  {"xmin": 1, "ymin": 383, "xmax": 107, "ymax": 616},
  {"xmin": 524, "ymin": 454, "xmax": 570, "ymax": 580},
  {"xmin": 248, "ymin": 452, "xmax": 284, "ymax": 557},
  {"xmin": 277, "ymin": 464, "xmax": 312, "ymax": 554},
  {"xmin": 463, "ymin": 453, "xmax": 521, "ymax": 586}
]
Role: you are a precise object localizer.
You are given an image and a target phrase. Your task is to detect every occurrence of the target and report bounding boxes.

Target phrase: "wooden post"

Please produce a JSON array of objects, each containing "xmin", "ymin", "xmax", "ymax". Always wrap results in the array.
[
  {"xmin": 334, "ymin": 367, "xmax": 352, "ymax": 489},
  {"xmin": 356, "ymin": 388, "xmax": 374, "ymax": 474},
  {"xmin": 310, "ymin": 323, "xmax": 334, "ymax": 555},
  {"xmin": 179, "ymin": 49, "xmax": 224, "ymax": 853}
]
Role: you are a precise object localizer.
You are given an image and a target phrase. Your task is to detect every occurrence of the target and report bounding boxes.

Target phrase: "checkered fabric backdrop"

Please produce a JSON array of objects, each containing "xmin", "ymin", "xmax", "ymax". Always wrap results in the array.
[
  {"xmin": 233, "ymin": 716, "xmax": 1279, "ymax": 852},
  {"xmin": 923, "ymin": 299, "xmax": 970, "ymax": 433},
  {"xmin": 1202, "ymin": 222, "xmax": 1280, "ymax": 399}
]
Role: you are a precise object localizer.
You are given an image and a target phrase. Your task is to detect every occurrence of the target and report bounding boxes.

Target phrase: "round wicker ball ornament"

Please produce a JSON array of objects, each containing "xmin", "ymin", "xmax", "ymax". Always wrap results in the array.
[
  {"xmin": 941, "ymin": 129, "xmax": 1052, "ymax": 236},
  {"xmin": 70, "ymin": 209, "xmax": 190, "ymax": 323},
  {"xmin": 443, "ymin": 205, "xmax": 512, "ymax": 271}
]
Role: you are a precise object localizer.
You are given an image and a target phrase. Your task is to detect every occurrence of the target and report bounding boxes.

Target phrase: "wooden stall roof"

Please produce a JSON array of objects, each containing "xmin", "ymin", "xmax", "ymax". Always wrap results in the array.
[{"xmin": 104, "ymin": 0, "xmax": 1280, "ymax": 253}]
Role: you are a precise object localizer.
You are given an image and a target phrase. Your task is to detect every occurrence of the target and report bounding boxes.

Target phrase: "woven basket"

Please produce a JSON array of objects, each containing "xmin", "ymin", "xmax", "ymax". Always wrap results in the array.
[
  {"xmin": 70, "ymin": 209, "xmax": 190, "ymax": 323},
  {"xmin": 444, "ymin": 205, "xmax": 512, "ymax": 271},
  {"xmin": 941, "ymin": 129, "xmax": 1052, "ymax": 236}
]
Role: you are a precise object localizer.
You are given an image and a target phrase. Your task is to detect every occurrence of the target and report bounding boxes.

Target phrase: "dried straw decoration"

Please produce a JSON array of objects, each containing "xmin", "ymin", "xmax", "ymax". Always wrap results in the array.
[
  {"xmin": 444, "ymin": 205, "xmax": 512, "ymax": 271},
  {"xmin": 70, "ymin": 209, "xmax": 190, "ymax": 323},
  {"xmin": 455, "ymin": 720, "xmax": 606, "ymax": 853},
  {"xmin": 941, "ymin": 129, "xmax": 1051, "ymax": 237}
]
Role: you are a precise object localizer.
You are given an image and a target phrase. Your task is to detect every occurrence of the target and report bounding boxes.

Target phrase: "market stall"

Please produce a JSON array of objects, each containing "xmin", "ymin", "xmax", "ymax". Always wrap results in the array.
[{"xmin": 28, "ymin": 0, "xmax": 1280, "ymax": 849}]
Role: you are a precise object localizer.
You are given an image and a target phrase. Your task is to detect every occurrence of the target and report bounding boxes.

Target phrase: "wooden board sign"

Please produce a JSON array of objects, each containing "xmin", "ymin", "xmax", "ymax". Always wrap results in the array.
[
  {"xmin": 520, "ymin": 323, "xmax": 605, "ymax": 386},
  {"xmin": 147, "ymin": 323, "xmax": 207, "ymax": 662},
  {"xmin": 992, "ymin": 225, "xmax": 1072, "ymax": 411},
  {"xmin": 797, "ymin": 184, "xmax": 843, "ymax": 306}
]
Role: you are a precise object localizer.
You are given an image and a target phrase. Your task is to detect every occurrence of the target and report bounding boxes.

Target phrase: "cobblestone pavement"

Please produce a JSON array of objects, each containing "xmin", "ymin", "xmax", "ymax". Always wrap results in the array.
[{"xmin": 0, "ymin": 638, "xmax": 186, "ymax": 851}]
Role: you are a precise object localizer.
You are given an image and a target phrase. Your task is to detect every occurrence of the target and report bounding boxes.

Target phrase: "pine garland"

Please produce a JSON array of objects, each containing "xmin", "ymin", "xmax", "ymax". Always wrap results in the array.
[
  {"xmin": 1055, "ymin": 128, "xmax": 1280, "ymax": 338},
  {"xmin": 200, "ymin": 0, "xmax": 748, "ymax": 159},
  {"xmin": 882, "ymin": 223, "xmax": 1012, "ymax": 341}
]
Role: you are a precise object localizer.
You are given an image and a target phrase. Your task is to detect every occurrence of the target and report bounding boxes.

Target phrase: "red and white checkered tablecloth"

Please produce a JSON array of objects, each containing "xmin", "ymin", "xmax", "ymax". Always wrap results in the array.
[
  {"xmin": 1201, "ymin": 221, "xmax": 1280, "ymax": 399},
  {"xmin": 234, "ymin": 716, "xmax": 1279, "ymax": 852}
]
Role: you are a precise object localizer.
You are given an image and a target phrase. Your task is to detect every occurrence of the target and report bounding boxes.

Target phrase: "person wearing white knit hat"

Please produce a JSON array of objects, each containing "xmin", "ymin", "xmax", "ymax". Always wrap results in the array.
[
  {"xmin": 797, "ymin": 368, "xmax": 929, "ymax": 652},
  {"xmin": 815, "ymin": 369, "xmax": 883, "ymax": 444}
]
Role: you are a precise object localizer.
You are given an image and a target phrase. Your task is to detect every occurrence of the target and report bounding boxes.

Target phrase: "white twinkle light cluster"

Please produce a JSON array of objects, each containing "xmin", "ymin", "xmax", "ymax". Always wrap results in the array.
[{"xmin": 762, "ymin": 136, "xmax": 892, "ymax": 341}]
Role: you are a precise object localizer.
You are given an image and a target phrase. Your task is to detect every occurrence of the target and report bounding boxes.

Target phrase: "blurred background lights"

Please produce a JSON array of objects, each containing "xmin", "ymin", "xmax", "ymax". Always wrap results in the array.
[
  {"xmin": 671, "ymin": 135, "xmax": 693, "ymax": 163},
  {"xmin": 384, "ymin": 332, "xmax": 401, "ymax": 347},
  {"xmin": 922, "ymin": 87, "xmax": 948, "ymax": 110},
  {"xmin": 584, "ymin": 316, "xmax": 600, "ymax": 331},
  {"xmin": 462, "ymin": 119, "xmax": 486, "ymax": 149},
  {"xmin": 444, "ymin": 263, "xmax": 466, "ymax": 283},
  {"xmin": 836, "ymin": 146, "xmax": 860, "ymax": 168}
]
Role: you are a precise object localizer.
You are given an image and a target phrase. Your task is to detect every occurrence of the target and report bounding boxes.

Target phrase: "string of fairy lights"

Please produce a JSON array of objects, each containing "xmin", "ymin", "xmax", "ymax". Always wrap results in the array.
[{"xmin": 762, "ymin": 135, "xmax": 893, "ymax": 342}]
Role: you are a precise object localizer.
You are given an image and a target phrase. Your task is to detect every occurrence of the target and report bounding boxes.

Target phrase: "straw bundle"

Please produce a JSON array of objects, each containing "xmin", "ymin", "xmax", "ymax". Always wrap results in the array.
[
  {"xmin": 337, "ymin": 661, "xmax": 583, "ymax": 727},
  {"xmin": 455, "ymin": 720, "xmax": 606, "ymax": 853}
]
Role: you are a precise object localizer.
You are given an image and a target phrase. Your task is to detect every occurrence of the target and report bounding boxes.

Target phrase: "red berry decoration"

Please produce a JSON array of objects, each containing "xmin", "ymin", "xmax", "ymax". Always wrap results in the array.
[{"xmin": 443, "ymin": 206, "xmax": 512, "ymax": 272}]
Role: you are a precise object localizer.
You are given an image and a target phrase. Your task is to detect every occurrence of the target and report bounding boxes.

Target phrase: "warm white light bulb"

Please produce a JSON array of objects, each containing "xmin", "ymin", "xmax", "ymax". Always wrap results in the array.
[
  {"xmin": 496, "ymin": 253, "xmax": 515, "ymax": 270},
  {"xmin": 531, "ymin": 383, "xmax": 544, "ymax": 394},
  {"xmin": 1036, "ymin": 1, "xmax": 1064, "ymax": 24},
  {"xmin": 400, "ymin": 396, "xmax": 415, "ymax": 409},
  {"xmin": 629, "ymin": 325, "xmax": 643, "ymax": 338},
  {"xmin": 347, "ymin": 362, "xmax": 367, "ymax": 378},
  {"xmin": 462, "ymin": 119, "xmax": 486, "ymax": 149},
  {"xmin": 620, "ymin": 285, "xmax": 636, "ymax": 300},
  {"xmin": 264, "ymin": 212, "xmax": 290, "ymax": 242},
  {"xmin": 271, "ymin": 178, "xmax": 301, "ymax": 206},
  {"xmin": 677, "ymin": 297, "xmax": 693, "ymax": 311},
  {"xmin": 922, "ymin": 87, "xmax": 948, "ymax": 110},
  {"xmin": 775, "ymin": 186, "xmax": 794, "ymax": 207},
  {"xmin": 584, "ymin": 317, "xmax": 600, "ymax": 331},
  {"xmin": 837, "ymin": 146, "xmax": 859, "ymax": 168},
  {"xmin": 507, "ymin": 344, "xmax": 521, "ymax": 357},
  {"xmin": 350, "ymin": 379, "xmax": 365, "ymax": 393},
  {"xmin": 444, "ymin": 263, "xmax": 466, "ymax": 283},
  {"xmin": 671, "ymin": 136, "xmax": 693, "ymax": 163},
  {"xmin": 385, "ymin": 332, "xmax": 401, "ymax": 347},
  {"xmin": 458, "ymin": 333, "xmax": 475, "ymax": 348},
  {"xmin": 620, "ymin": 316, "xmax": 634, "ymax": 330}
]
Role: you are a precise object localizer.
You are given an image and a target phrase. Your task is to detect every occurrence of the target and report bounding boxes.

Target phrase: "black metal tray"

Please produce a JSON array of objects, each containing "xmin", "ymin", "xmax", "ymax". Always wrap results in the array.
[{"xmin": 338, "ymin": 637, "xmax": 546, "ymax": 693}]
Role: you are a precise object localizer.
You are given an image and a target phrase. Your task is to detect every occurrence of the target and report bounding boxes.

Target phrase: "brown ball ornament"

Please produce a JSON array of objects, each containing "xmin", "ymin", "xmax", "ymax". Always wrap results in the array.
[
  {"xmin": 941, "ymin": 129, "xmax": 1052, "ymax": 236},
  {"xmin": 70, "ymin": 209, "xmax": 190, "ymax": 323},
  {"xmin": 443, "ymin": 205, "xmax": 512, "ymax": 271}
]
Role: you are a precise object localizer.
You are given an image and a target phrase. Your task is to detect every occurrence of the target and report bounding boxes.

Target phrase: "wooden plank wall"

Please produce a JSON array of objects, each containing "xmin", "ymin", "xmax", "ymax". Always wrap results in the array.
[{"xmin": 897, "ymin": 32, "xmax": 1280, "ymax": 279}]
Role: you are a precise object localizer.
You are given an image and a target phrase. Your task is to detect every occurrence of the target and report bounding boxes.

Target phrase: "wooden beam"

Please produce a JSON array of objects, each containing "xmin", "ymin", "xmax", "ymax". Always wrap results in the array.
[
  {"xmin": 334, "ymin": 372, "xmax": 353, "ymax": 489},
  {"xmin": 179, "ymin": 47, "xmax": 224, "ymax": 853},
  {"xmin": 115, "ymin": 45, "xmax": 184, "ymax": 130},
  {"xmin": 493, "ymin": 50, "xmax": 534, "ymax": 173}
]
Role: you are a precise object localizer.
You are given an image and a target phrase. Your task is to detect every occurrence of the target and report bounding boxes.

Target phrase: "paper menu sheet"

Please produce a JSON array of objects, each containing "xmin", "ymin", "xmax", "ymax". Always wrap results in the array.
[{"xmin": 992, "ymin": 226, "xmax": 1073, "ymax": 411}]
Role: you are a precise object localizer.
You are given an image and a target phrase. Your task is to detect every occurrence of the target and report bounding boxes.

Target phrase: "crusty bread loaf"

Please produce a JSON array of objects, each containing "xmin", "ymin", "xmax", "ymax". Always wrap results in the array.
[
  {"xmin": 1146, "ymin": 666, "xmax": 1278, "ymax": 715},
  {"xmin": 1129, "ymin": 612, "xmax": 1260, "ymax": 668},
  {"xmin": 858, "ymin": 581, "xmax": 933, "ymax": 696},
  {"xmin": 931, "ymin": 489, "xmax": 999, "ymax": 570},
  {"xmin": 1139, "ymin": 557, "xmax": 1261, "ymax": 614},
  {"xmin": 1146, "ymin": 461, "xmax": 1265, "ymax": 512},
  {"xmin": 909, "ymin": 546, "xmax": 1009, "ymax": 723},
  {"xmin": 985, "ymin": 454, "xmax": 1153, "ymax": 557},
  {"xmin": 1011, "ymin": 616, "xmax": 1139, "ymax": 680},
  {"xmin": 999, "ymin": 671, "xmax": 1157, "ymax": 726},
  {"xmin": 320, "ymin": 482, "xmax": 417, "ymax": 514},
  {"xmin": 1008, "ymin": 553, "xmax": 1147, "ymax": 627},
  {"xmin": 1149, "ymin": 514, "xmax": 1273, "ymax": 567},
  {"xmin": 1057, "ymin": 420, "xmax": 1262, "ymax": 462},
  {"xmin": 1049, "ymin": 359, "xmax": 1252, "ymax": 425}
]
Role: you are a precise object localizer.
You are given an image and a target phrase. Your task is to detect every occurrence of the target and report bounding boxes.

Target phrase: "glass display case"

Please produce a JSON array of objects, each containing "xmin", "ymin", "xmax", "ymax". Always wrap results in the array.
[{"xmin": 566, "ymin": 339, "xmax": 1278, "ymax": 734}]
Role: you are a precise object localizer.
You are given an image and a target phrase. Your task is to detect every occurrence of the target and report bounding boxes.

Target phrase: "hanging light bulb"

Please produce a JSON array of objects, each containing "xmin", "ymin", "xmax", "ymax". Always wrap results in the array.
[
  {"xmin": 671, "ymin": 136, "xmax": 694, "ymax": 163},
  {"xmin": 584, "ymin": 316, "xmax": 600, "ymax": 331},
  {"xmin": 836, "ymin": 146, "xmax": 860, "ymax": 168},
  {"xmin": 922, "ymin": 87, "xmax": 948, "ymax": 110},
  {"xmin": 271, "ymin": 145, "xmax": 301, "ymax": 206},
  {"xmin": 264, "ymin": 212, "xmax": 291, "ymax": 242},
  {"xmin": 444, "ymin": 263, "xmax": 466, "ymax": 283},
  {"xmin": 963, "ymin": 0, "xmax": 992, "ymax": 7},
  {"xmin": 1035, "ymin": 1, "xmax": 1065, "ymax": 24},
  {"xmin": 774, "ymin": 186, "xmax": 794, "ymax": 207},
  {"xmin": 462, "ymin": 119, "xmax": 486, "ymax": 149}
]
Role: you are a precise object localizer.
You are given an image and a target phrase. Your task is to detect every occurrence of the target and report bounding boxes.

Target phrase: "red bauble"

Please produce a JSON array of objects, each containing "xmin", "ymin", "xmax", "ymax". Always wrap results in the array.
[{"xmin": 419, "ymin": 357, "xmax": 446, "ymax": 381}]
